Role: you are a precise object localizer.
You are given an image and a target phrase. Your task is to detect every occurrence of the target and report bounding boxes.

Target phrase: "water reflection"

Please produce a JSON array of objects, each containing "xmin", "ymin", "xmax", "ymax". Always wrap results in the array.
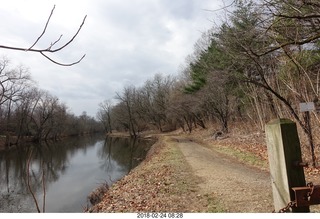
[{"xmin": 0, "ymin": 135, "xmax": 154, "ymax": 212}]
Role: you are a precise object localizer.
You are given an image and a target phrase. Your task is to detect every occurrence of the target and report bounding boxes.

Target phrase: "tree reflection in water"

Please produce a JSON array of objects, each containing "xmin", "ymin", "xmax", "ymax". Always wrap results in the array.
[{"xmin": 0, "ymin": 135, "xmax": 154, "ymax": 212}]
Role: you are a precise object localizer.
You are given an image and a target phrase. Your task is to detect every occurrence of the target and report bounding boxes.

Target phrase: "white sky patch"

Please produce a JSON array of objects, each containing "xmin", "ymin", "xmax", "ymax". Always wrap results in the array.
[{"xmin": 0, "ymin": 0, "xmax": 231, "ymax": 117}]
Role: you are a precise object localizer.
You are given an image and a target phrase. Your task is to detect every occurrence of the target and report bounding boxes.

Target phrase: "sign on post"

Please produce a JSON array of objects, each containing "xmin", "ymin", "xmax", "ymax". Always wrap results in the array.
[{"xmin": 299, "ymin": 102, "xmax": 315, "ymax": 112}]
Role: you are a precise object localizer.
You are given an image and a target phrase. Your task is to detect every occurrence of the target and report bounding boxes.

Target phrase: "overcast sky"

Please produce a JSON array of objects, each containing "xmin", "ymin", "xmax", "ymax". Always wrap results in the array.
[{"xmin": 0, "ymin": 0, "xmax": 230, "ymax": 117}]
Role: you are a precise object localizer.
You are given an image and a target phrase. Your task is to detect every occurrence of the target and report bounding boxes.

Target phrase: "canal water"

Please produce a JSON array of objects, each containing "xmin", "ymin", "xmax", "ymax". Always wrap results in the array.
[{"xmin": 0, "ymin": 135, "xmax": 154, "ymax": 213}]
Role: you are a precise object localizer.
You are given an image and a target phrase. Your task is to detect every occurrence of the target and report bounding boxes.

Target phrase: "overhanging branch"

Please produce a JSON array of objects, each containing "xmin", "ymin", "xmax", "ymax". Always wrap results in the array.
[
  {"xmin": 0, "ymin": 5, "xmax": 87, "ymax": 66},
  {"xmin": 258, "ymin": 32, "xmax": 320, "ymax": 56},
  {"xmin": 28, "ymin": 5, "xmax": 56, "ymax": 50}
]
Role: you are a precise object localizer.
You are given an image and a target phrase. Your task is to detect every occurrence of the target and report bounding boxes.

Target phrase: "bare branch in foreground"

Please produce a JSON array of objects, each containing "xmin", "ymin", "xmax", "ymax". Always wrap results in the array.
[
  {"xmin": 0, "ymin": 5, "xmax": 87, "ymax": 66},
  {"xmin": 28, "ymin": 5, "xmax": 56, "ymax": 51}
]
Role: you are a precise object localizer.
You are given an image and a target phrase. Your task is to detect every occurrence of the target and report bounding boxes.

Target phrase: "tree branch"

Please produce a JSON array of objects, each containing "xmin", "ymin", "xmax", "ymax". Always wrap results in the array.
[
  {"xmin": 40, "ymin": 52, "xmax": 86, "ymax": 66},
  {"xmin": 274, "ymin": 13, "xmax": 320, "ymax": 20},
  {"xmin": 258, "ymin": 32, "xmax": 320, "ymax": 56},
  {"xmin": 51, "ymin": 15, "xmax": 87, "ymax": 53},
  {"xmin": 0, "ymin": 5, "xmax": 87, "ymax": 66},
  {"xmin": 28, "ymin": 5, "xmax": 56, "ymax": 50},
  {"xmin": 202, "ymin": 0, "xmax": 236, "ymax": 13},
  {"xmin": 26, "ymin": 148, "xmax": 41, "ymax": 213}
]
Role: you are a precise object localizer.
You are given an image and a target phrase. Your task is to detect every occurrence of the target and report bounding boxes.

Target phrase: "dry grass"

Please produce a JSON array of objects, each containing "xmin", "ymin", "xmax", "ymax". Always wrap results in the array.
[{"xmin": 87, "ymin": 136, "xmax": 217, "ymax": 213}]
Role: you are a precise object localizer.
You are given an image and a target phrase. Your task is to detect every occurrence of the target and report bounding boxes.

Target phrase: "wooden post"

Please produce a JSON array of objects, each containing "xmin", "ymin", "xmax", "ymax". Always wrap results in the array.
[{"xmin": 265, "ymin": 118, "xmax": 310, "ymax": 212}]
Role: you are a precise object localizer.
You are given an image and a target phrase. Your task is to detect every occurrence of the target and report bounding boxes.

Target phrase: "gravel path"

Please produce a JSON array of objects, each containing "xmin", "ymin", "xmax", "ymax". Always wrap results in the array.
[{"xmin": 174, "ymin": 137, "xmax": 274, "ymax": 213}]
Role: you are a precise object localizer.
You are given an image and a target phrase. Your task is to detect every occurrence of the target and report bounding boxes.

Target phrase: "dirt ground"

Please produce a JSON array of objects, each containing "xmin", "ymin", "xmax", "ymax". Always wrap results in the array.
[
  {"xmin": 173, "ymin": 136, "xmax": 273, "ymax": 212},
  {"xmin": 87, "ymin": 130, "xmax": 320, "ymax": 213}
]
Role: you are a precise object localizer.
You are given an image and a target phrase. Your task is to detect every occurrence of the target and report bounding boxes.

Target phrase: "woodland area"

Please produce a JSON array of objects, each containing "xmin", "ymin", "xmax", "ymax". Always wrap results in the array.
[
  {"xmin": 97, "ymin": 0, "xmax": 320, "ymax": 166},
  {"xmin": 0, "ymin": 57, "xmax": 102, "ymax": 147}
]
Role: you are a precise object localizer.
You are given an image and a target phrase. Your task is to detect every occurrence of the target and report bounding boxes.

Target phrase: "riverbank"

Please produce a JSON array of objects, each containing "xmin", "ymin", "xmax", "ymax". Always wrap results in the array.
[
  {"xmin": 86, "ymin": 128, "xmax": 320, "ymax": 213},
  {"xmin": 87, "ymin": 134, "xmax": 213, "ymax": 212},
  {"xmin": 86, "ymin": 129, "xmax": 265, "ymax": 212}
]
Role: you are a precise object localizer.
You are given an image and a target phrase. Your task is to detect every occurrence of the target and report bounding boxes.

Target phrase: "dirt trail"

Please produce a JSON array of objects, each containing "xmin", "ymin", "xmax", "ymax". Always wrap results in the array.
[{"xmin": 173, "ymin": 136, "xmax": 274, "ymax": 213}]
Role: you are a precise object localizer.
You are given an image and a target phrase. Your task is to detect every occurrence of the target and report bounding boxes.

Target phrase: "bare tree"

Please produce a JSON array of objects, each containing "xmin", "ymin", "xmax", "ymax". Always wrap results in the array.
[
  {"xmin": 137, "ymin": 74, "xmax": 175, "ymax": 132},
  {"xmin": 28, "ymin": 90, "xmax": 60, "ymax": 142},
  {"xmin": 0, "ymin": 57, "xmax": 32, "ymax": 147},
  {"xmin": 115, "ymin": 86, "xmax": 138, "ymax": 137},
  {"xmin": 0, "ymin": 5, "xmax": 87, "ymax": 66},
  {"xmin": 97, "ymin": 100, "xmax": 113, "ymax": 133}
]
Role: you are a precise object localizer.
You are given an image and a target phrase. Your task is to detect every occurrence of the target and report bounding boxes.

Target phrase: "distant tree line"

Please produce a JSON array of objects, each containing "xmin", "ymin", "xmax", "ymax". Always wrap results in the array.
[
  {"xmin": 0, "ymin": 57, "xmax": 102, "ymax": 148},
  {"xmin": 97, "ymin": 0, "xmax": 320, "ymax": 166}
]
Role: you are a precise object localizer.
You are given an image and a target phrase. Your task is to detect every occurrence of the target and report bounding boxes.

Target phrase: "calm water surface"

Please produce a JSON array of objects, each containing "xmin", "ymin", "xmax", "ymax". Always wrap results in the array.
[{"xmin": 0, "ymin": 135, "xmax": 154, "ymax": 212}]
